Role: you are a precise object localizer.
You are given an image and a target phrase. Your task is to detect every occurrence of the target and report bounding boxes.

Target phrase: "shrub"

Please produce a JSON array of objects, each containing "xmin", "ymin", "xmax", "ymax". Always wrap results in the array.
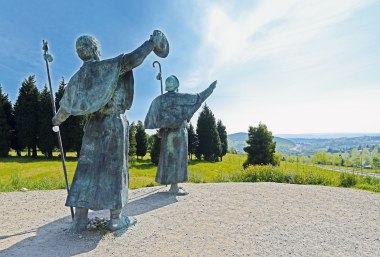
[
  {"xmin": 339, "ymin": 173, "xmax": 357, "ymax": 187},
  {"xmin": 231, "ymin": 165, "xmax": 333, "ymax": 186}
]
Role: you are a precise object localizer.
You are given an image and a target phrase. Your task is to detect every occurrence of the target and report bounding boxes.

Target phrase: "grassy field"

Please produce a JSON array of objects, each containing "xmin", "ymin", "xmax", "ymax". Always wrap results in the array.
[
  {"xmin": 127, "ymin": 154, "xmax": 245, "ymax": 189},
  {"xmin": 1, "ymin": 153, "xmax": 379, "ymax": 193},
  {"xmin": 232, "ymin": 162, "xmax": 380, "ymax": 193},
  {"xmin": 314, "ymin": 163, "xmax": 379, "ymax": 174}
]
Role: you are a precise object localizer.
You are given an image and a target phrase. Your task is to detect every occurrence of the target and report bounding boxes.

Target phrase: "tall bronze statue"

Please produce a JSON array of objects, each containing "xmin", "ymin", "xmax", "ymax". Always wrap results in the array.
[
  {"xmin": 145, "ymin": 76, "xmax": 216, "ymax": 195},
  {"xmin": 52, "ymin": 30, "xmax": 169, "ymax": 232}
]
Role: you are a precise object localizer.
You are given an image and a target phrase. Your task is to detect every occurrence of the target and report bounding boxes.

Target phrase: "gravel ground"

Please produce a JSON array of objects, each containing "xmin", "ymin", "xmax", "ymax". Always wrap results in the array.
[{"xmin": 0, "ymin": 183, "xmax": 379, "ymax": 257}]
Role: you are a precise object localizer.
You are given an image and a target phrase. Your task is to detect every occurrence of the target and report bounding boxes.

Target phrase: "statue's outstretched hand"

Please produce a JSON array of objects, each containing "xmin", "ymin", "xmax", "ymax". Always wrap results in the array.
[{"xmin": 210, "ymin": 80, "xmax": 217, "ymax": 90}]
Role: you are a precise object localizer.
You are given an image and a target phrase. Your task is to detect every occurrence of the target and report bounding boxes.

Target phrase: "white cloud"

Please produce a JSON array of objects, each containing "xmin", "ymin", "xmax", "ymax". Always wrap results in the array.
[
  {"xmin": 183, "ymin": 0, "xmax": 378, "ymax": 134},
  {"xmin": 193, "ymin": 0, "xmax": 373, "ymax": 73}
]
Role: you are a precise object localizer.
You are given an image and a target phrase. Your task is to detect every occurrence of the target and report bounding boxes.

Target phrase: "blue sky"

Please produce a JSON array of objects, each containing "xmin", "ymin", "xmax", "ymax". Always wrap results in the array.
[{"xmin": 0, "ymin": 0, "xmax": 379, "ymax": 134}]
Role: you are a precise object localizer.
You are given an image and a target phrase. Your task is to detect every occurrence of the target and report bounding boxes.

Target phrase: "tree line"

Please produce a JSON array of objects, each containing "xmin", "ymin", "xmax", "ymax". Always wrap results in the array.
[
  {"xmin": 1, "ymin": 74, "xmax": 278, "ymax": 169},
  {"xmin": 0, "ymin": 76, "xmax": 85, "ymax": 157},
  {"xmin": 0, "ymin": 77, "xmax": 229, "ymax": 162}
]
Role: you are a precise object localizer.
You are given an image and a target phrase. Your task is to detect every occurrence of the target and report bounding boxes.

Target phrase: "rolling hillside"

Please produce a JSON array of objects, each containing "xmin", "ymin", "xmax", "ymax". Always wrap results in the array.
[
  {"xmin": 228, "ymin": 133, "xmax": 380, "ymax": 155},
  {"xmin": 227, "ymin": 133, "xmax": 296, "ymax": 154}
]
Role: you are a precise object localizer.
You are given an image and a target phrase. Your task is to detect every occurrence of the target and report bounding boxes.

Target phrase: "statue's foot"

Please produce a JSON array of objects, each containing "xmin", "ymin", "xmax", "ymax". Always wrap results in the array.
[
  {"xmin": 168, "ymin": 187, "xmax": 189, "ymax": 196},
  {"xmin": 176, "ymin": 188, "xmax": 189, "ymax": 196},
  {"xmin": 107, "ymin": 216, "xmax": 137, "ymax": 231},
  {"xmin": 70, "ymin": 219, "xmax": 88, "ymax": 233},
  {"xmin": 70, "ymin": 207, "xmax": 89, "ymax": 233}
]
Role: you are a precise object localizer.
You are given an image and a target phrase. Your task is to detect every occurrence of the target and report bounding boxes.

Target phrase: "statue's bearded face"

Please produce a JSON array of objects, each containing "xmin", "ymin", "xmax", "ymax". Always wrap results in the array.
[{"xmin": 76, "ymin": 35, "xmax": 100, "ymax": 61}]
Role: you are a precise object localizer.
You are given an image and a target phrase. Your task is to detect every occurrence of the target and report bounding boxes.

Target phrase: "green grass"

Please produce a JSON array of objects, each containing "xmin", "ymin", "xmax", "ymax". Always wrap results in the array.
[
  {"xmin": 188, "ymin": 154, "xmax": 246, "ymax": 183},
  {"xmin": 314, "ymin": 163, "xmax": 380, "ymax": 174},
  {"xmin": 230, "ymin": 162, "xmax": 380, "ymax": 193},
  {"xmin": 126, "ymin": 154, "xmax": 246, "ymax": 188},
  {"xmin": 0, "ymin": 156, "xmax": 77, "ymax": 191},
  {"xmin": 0, "ymin": 153, "xmax": 379, "ymax": 193},
  {"xmin": 128, "ymin": 159, "xmax": 159, "ymax": 189}
]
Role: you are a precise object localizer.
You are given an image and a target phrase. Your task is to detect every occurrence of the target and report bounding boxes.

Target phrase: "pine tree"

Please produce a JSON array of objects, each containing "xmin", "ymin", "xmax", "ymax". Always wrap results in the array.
[
  {"xmin": 196, "ymin": 104, "xmax": 221, "ymax": 162},
  {"xmin": 0, "ymin": 85, "xmax": 12, "ymax": 156},
  {"xmin": 217, "ymin": 120, "xmax": 228, "ymax": 161},
  {"xmin": 187, "ymin": 123, "xmax": 198, "ymax": 160},
  {"xmin": 135, "ymin": 120, "xmax": 148, "ymax": 160},
  {"xmin": 6, "ymin": 100, "xmax": 19, "ymax": 156},
  {"xmin": 243, "ymin": 123, "xmax": 276, "ymax": 168},
  {"xmin": 38, "ymin": 85, "xmax": 56, "ymax": 157},
  {"xmin": 128, "ymin": 122, "xmax": 137, "ymax": 158},
  {"xmin": 150, "ymin": 132, "xmax": 161, "ymax": 165},
  {"xmin": 0, "ymin": 100, "xmax": 10, "ymax": 156},
  {"xmin": 0, "ymin": 86, "xmax": 20, "ymax": 156},
  {"xmin": 14, "ymin": 76, "xmax": 40, "ymax": 157},
  {"xmin": 55, "ymin": 78, "xmax": 85, "ymax": 157}
]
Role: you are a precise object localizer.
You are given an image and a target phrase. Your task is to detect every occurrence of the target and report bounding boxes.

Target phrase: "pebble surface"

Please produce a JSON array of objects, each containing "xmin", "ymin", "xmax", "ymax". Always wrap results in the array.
[{"xmin": 0, "ymin": 183, "xmax": 379, "ymax": 256}]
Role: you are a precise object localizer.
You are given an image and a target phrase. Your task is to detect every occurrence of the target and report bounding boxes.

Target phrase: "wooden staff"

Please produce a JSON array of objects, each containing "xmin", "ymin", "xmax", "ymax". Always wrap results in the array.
[{"xmin": 42, "ymin": 40, "xmax": 74, "ymax": 220}]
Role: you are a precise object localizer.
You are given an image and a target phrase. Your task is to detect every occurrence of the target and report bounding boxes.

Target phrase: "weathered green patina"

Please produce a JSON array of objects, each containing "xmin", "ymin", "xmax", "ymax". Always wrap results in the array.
[
  {"xmin": 145, "ymin": 76, "xmax": 216, "ymax": 194},
  {"xmin": 52, "ymin": 31, "xmax": 169, "ymax": 231}
]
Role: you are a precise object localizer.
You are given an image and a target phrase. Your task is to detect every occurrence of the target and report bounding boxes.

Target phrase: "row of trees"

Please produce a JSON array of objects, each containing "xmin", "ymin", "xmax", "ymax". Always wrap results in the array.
[
  {"xmin": 0, "ymin": 76, "xmax": 84, "ymax": 157},
  {"xmin": 1, "ymin": 78, "xmax": 229, "ymax": 163},
  {"xmin": 1, "ymin": 74, "xmax": 280, "ymax": 171}
]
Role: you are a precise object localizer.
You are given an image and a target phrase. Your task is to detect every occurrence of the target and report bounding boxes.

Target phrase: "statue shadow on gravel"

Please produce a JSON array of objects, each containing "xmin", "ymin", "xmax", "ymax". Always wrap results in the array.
[
  {"xmin": 1, "ymin": 190, "xmax": 177, "ymax": 257},
  {"xmin": 125, "ymin": 190, "xmax": 178, "ymax": 216}
]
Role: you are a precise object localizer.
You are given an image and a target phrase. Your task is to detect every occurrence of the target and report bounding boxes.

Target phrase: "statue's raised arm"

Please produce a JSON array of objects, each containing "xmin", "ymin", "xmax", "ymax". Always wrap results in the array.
[
  {"xmin": 199, "ymin": 80, "xmax": 217, "ymax": 102},
  {"xmin": 121, "ymin": 30, "xmax": 169, "ymax": 73}
]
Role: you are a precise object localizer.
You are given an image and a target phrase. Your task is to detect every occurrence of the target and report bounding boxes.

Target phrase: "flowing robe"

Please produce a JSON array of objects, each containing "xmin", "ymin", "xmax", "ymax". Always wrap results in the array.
[
  {"xmin": 144, "ymin": 86, "xmax": 215, "ymax": 185},
  {"xmin": 54, "ymin": 40, "xmax": 154, "ymax": 210}
]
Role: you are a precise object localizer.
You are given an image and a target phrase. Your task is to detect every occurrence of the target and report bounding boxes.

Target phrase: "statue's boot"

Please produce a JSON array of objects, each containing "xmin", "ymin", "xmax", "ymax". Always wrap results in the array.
[
  {"xmin": 169, "ymin": 183, "xmax": 189, "ymax": 196},
  {"xmin": 107, "ymin": 209, "xmax": 137, "ymax": 231},
  {"xmin": 71, "ymin": 207, "xmax": 89, "ymax": 233}
]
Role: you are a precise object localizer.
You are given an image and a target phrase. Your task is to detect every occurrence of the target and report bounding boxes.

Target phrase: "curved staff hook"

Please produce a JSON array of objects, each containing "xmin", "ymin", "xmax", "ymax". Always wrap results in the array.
[
  {"xmin": 42, "ymin": 40, "xmax": 74, "ymax": 220},
  {"xmin": 153, "ymin": 61, "xmax": 163, "ymax": 95}
]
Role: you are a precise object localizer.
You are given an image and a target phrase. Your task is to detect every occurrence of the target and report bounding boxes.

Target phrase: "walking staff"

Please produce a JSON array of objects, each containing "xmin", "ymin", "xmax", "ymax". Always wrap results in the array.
[
  {"xmin": 42, "ymin": 40, "xmax": 74, "ymax": 220},
  {"xmin": 153, "ymin": 61, "xmax": 163, "ymax": 95}
]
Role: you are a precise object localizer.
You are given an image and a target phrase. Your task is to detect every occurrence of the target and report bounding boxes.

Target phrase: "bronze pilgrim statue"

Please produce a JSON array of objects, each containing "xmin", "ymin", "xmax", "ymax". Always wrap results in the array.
[{"xmin": 52, "ymin": 30, "xmax": 169, "ymax": 232}]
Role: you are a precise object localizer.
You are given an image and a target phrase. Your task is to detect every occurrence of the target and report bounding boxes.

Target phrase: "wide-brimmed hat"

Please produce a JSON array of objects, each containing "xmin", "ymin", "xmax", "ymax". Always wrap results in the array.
[{"xmin": 153, "ymin": 30, "xmax": 169, "ymax": 58}]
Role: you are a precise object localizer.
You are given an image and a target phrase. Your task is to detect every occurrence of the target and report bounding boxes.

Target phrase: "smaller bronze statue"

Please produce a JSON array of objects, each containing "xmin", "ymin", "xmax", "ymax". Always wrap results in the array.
[{"xmin": 144, "ymin": 76, "xmax": 217, "ymax": 195}]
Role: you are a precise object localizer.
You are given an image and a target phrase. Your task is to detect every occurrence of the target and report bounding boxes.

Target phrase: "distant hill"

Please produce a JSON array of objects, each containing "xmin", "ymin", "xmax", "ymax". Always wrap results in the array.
[
  {"xmin": 227, "ymin": 133, "xmax": 249, "ymax": 154},
  {"xmin": 227, "ymin": 133, "xmax": 296, "ymax": 154},
  {"xmin": 275, "ymin": 133, "xmax": 380, "ymax": 139},
  {"xmin": 289, "ymin": 136, "xmax": 380, "ymax": 155},
  {"xmin": 228, "ymin": 132, "xmax": 380, "ymax": 155}
]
